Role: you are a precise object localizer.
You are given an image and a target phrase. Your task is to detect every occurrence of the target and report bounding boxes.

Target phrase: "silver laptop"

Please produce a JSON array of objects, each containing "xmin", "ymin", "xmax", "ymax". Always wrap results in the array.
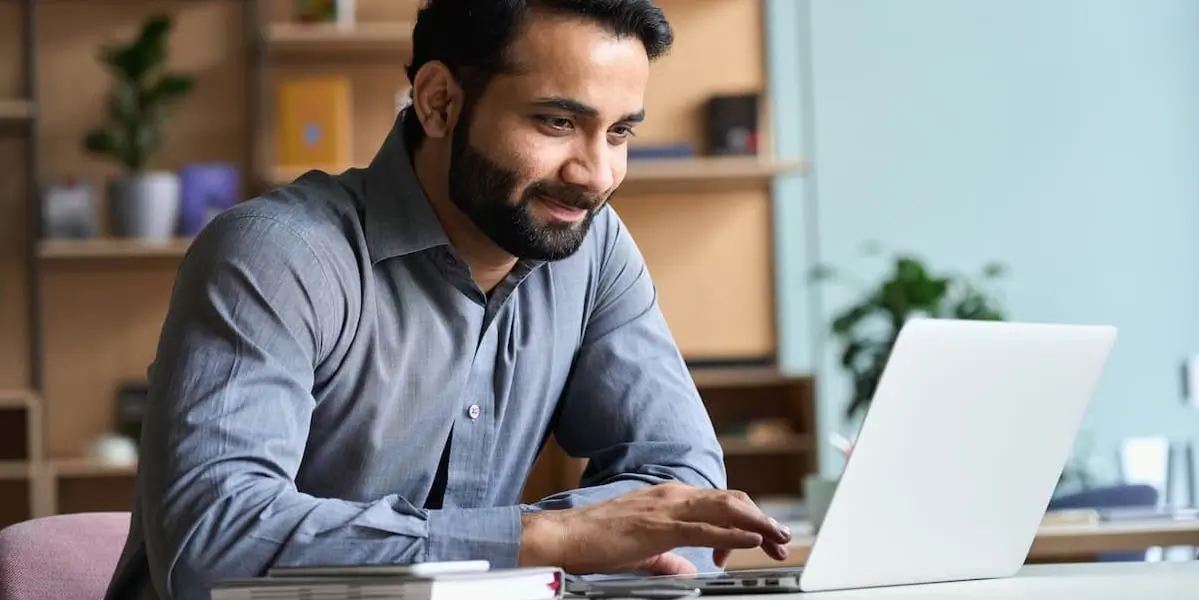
[{"xmin": 599, "ymin": 318, "xmax": 1117, "ymax": 595}]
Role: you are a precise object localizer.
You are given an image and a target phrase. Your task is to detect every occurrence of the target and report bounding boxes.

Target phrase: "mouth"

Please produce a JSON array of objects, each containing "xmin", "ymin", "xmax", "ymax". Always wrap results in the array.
[{"xmin": 533, "ymin": 194, "xmax": 589, "ymax": 223}]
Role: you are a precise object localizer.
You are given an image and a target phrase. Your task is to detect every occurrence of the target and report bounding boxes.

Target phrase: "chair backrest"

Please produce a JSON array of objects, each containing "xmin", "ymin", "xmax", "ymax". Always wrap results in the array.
[{"xmin": 0, "ymin": 512, "xmax": 131, "ymax": 600}]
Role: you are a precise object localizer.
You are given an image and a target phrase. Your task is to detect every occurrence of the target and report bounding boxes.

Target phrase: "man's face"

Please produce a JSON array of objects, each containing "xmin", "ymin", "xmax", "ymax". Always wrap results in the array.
[{"xmin": 446, "ymin": 15, "xmax": 650, "ymax": 261}]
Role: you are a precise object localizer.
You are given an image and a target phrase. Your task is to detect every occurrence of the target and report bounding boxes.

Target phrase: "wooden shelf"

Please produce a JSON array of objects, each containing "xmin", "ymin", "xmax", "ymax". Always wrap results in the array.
[
  {"xmin": 38, "ymin": 237, "xmax": 193, "ymax": 260},
  {"xmin": 48, "ymin": 458, "xmax": 136, "ymax": 478},
  {"xmin": 0, "ymin": 99, "xmax": 34, "ymax": 122},
  {"xmin": 0, "ymin": 390, "xmax": 36, "ymax": 409},
  {"xmin": 265, "ymin": 21, "xmax": 413, "ymax": 54},
  {"xmin": 626, "ymin": 156, "xmax": 806, "ymax": 182},
  {"xmin": 691, "ymin": 365, "xmax": 798, "ymax": 389},
  {"xmin": 0, "ymin": 460, "xmax": 31, "ymax": 480},
  {"xmin": 719, "ymin": 435, "xmax": 812, "ymax": 456}
]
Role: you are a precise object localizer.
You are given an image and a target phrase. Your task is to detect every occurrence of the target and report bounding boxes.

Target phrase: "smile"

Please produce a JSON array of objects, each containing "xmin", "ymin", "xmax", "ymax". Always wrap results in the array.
[{"xmin": 534, "ymin": 194, "xmax": 589, "ymax": 223}]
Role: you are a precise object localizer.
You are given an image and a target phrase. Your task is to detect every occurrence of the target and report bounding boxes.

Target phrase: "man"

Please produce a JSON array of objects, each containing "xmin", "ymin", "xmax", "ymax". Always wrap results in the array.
[{"xmin": 104, "ymin": 1, "xmax": 790, "ymax": 598}]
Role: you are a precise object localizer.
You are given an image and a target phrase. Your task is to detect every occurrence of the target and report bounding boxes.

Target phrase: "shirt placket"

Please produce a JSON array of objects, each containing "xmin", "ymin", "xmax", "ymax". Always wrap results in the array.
[{"xmin": 436, "ymin": 249, "xmax": 540, "ymax": 508}]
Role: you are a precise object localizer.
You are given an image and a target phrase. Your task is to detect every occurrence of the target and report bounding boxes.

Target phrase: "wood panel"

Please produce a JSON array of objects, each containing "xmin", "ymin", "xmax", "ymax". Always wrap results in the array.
[
  {"xmin": 610, "ymin": 188, "xmax": 775, "ymax": 359},
  {"xmin": 0, "ymin": 1, "xmax": 31, "ymax": 393},
  {"xmin": 41, "ymin": 262, "xmax": 179, "ymax": 458}
]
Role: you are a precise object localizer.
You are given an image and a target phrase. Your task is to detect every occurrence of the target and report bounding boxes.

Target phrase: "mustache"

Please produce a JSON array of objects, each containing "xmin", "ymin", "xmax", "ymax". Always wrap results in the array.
[{"xmin": 524, "ymin": 181, "xmax": 607, "ymax": 211}]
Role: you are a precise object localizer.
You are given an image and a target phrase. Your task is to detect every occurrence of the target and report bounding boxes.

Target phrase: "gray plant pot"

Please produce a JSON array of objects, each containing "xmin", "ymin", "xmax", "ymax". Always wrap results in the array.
[{"xmin": 108, "ymin": 171, "xmax": 181, "ymax": 240}]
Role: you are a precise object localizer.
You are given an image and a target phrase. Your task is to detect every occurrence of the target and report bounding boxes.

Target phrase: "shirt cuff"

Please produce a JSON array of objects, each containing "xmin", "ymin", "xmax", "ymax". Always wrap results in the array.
[{"xmin": 424, "ymin": 505, "xmax": 525, "ymax": 568}]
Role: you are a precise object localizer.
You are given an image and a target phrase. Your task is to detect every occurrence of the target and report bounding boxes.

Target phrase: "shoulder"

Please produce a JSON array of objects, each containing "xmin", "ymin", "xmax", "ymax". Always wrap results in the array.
[
  {"xmin": 189, "ymin": 172, "xmax": 366, "ymax": 274},
  {"xmin": 206, "ymin": 172, "xmax": 359, "ymax": 254},
  {"xmin": 586, "ymin": 204, "xmax": 649, "ymax": 287},
  {"xmin": 179, "ymin": 172, "xmax": 368, "ymax": 310}
]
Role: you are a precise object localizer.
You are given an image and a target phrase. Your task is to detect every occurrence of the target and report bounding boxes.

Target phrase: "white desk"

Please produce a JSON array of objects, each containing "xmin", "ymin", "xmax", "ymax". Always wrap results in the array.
[
  {"xmin": 721, "ymin": 561, "xmax": 1198, "ymax": 599},
  {"xmin": 727, "ymin": 517, "xmax": 1199, "ymax": 569}
]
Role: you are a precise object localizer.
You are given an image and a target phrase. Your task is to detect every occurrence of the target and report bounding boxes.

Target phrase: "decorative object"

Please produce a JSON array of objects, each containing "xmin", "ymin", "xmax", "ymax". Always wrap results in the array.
[
  {"xmin": 628, "ymin": 142, "xmax": 696, "ymax": 160},
  {"xmin": 810, "ymin": 241, "xmax": 1008, "ymax": 422},
  {"xmin": 295, "ymin": 0, "xmax": 353, "ymax": 24},
  {"xmin": 178, "ymin": 163, "xmax": 240, "ymax": 236},
  {"xmin": 86, "ymin": 433, "xmax": 139, "ymax": 467},
  {"xmin": 41, "ymin": 179, "xmax": 99, "ymax": 239},
  {"xmin": 295, "ymin": 0, "xmax": 337, "ymax": 22},
  {"xmin": 115, "ymin": 381, "xmax": 150, "ymax": 442},
  {"xmin": 83, "ymin": 13, "xmax": 195, "ymax": 240},
  {"xmin": 705, "ymin": 93, "xmax": 760, "ymax": 156},
  {"xmin": 275, "ymin": 75, "xmax": 352, "ymax": 172}
]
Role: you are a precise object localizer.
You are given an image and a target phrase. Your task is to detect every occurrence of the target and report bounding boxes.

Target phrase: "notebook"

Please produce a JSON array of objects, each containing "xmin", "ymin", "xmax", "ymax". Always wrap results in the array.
[{"xmin": 210, "ymin": 566, "xmax": 564, "ymax": 600}]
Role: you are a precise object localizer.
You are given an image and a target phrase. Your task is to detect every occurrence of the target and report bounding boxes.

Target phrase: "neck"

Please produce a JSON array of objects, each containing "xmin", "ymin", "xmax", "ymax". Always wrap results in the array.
[{"xmin": 412, "ymin": 139, "xmax": 518, "ymax": 293}]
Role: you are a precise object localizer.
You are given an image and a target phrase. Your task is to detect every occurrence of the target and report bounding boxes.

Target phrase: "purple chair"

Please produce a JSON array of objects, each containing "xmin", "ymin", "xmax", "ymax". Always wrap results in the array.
[{"xmin": 0, "ymin": 512, "xmax": 131, "ymax": 600}]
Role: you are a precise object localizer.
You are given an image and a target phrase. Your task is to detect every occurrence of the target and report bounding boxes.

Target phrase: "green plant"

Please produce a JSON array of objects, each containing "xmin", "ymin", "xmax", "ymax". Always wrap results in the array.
[
  {"xmin": 810, "ymin": 242, "xmax": 1009, "ymax": 421},
  {"xmin": 83, "ymin": 14, "xmax": 195, "ymax": 173}
]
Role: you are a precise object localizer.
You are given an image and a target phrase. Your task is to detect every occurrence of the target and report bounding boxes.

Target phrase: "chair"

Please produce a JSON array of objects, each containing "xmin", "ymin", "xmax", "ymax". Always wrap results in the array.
[
  {"xmin": 1048, "ymin": 484, "xmax": 1159, "ymax": 561},
  {"xmin": 0, "ymin": 512, "xmax": 131, "ymax": 600}
]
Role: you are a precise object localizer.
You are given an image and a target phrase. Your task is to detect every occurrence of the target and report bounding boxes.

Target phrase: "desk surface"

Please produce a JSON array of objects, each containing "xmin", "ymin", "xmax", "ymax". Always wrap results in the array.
[
  {"xmin": 726, "ymin": 517, "xmax": 1199, "ymax": 570},
  {"xmin": 717, "ymin": 561, "xmax": 1198, "ymax": 599}
]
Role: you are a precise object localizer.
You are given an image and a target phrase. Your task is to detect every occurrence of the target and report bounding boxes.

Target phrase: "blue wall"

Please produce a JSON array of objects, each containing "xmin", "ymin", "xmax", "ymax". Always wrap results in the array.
[{"xmin": 767, "ymin": 0, "xmax": 1199, "ymax": 478}]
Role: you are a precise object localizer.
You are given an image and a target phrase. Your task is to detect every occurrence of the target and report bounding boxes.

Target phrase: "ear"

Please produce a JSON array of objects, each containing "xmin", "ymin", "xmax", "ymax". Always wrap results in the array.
[{"xmin": 411, "ymin": 61, "xmax": 464, "ymax": 139}]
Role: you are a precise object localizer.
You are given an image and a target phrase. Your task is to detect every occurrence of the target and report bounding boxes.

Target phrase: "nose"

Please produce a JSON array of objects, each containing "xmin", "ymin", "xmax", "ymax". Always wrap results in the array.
[{"xmin": 560, "ymin": 138, "xmax": 616, "ymax": 194}]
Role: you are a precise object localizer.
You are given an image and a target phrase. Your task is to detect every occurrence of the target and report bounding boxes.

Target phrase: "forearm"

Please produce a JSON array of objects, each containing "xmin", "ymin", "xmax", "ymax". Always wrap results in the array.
[{"xmin": 151, "ymin": 473, "xmax": 526, "ymax": 599}]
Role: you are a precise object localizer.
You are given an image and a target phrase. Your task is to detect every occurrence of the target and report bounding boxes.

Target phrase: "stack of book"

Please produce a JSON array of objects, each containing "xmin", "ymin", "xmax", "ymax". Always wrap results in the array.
[{"xmin": 209, "ymin": 561, "xmax": 565, "ymax": 600}]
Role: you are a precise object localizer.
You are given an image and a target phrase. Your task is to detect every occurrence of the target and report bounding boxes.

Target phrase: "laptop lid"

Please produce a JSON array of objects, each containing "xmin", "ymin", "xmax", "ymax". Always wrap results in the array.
[{"xmin": 799, "ymin": 318, "xmax": 1116, "ymax": 592}]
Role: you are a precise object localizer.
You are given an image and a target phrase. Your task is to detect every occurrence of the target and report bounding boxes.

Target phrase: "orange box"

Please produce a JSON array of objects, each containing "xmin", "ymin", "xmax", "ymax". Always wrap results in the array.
[{"xmin": 275, "ymin": 75, "xmax": 352, "ymax": 169}]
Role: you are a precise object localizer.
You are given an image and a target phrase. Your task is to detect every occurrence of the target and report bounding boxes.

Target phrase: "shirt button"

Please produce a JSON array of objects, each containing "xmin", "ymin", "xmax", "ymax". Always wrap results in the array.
[{"xmin": 467, "ymin": 404, "xmax": 481, "ymax": 420}]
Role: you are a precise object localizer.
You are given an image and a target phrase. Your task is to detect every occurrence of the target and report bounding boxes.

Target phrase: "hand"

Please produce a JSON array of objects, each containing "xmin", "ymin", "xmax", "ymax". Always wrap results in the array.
[{"xmin": 518, "ymin": 482, "xmax": 791, "ymax": 576}]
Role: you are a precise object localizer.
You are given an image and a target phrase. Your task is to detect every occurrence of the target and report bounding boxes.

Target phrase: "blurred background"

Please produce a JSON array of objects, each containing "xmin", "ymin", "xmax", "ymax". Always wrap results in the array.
[{"xmin": 1, "ymin": 0, "xmax": 1197, "ymax": 566}]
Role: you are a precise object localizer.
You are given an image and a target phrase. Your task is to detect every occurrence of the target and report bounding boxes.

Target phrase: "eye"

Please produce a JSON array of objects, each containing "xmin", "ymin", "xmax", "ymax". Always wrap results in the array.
[
  {"xmin": 536, "ymin": 116, "xmax": 574, "ymax": 132},
  {"xmin": 608, "ymin": 124, "xmax": 637, "ymax": 143}
]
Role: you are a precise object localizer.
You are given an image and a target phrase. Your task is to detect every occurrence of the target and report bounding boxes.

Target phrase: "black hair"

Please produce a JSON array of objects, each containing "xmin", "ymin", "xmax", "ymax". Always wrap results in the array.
[{"xmin": 401, "ymin": 0, "xmax": 674, "ymax": 147}]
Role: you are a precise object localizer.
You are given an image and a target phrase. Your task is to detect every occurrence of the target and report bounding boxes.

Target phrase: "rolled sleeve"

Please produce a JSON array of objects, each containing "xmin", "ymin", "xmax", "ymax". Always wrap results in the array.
[{"xmin": 426, "ymin": 505, "xmax": 526, "ymax": 567}]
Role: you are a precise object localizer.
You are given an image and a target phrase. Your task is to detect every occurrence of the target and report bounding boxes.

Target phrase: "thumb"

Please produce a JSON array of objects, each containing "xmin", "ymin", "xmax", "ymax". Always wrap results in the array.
[{"xmin": 638, "ymin": 552, "xmax": 698, "ymax": 576}]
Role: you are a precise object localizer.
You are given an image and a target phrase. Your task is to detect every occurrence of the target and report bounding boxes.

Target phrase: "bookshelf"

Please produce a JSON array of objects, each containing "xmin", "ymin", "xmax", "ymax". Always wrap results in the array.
[
  {"xmin": 0, "ymin": 0, "xmax": 816, "ymax": 525},
  {"xmin": 0, "ymin": 98, "xmax": 34, "ymax": 122},
  {"xmin": 38, "ymin": 238, "xmax": 194, "ymax": 260},
  {"xmin": 265, "ymin": 21, "xmax": 413, "ymax": 53}
]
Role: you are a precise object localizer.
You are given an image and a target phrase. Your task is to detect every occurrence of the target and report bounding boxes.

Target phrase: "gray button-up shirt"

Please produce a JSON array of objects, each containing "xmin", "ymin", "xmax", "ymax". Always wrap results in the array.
[{"xmin": 104, "ymin": 121, "xmax": 727, "ymax": 600}]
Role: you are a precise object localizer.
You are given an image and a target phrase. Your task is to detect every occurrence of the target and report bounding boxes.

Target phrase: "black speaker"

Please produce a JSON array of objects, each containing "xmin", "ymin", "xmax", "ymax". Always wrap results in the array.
[
  {"xmin": 706, "ymin": 93, "xmax": 760, "ymax": 156},
  {"xmin": 115, "ymin": 381, "xmax": 150, "ymax": 441}
]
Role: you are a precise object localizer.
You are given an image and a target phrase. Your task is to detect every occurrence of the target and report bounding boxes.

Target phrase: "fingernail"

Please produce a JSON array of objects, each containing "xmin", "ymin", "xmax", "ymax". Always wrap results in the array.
[
  {"xmin": 771, "ymin": 518, "xmax": 791, "ymax": 539},
  {"xmin": 779, "ymin": 545, "xmax": 790, "ymax": 558}
]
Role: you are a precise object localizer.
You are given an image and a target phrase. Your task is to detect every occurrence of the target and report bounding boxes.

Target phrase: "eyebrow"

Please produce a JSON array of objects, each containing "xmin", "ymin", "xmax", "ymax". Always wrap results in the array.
[{"xmin": 531, "ymin": 96, "xmax": 646, "ymax": 123}]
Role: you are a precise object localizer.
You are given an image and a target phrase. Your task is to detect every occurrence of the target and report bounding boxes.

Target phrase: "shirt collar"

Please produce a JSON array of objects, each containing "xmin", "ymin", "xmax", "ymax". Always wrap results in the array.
[{"xmin": 362, "ymin": 115, "xmax": 450, "ymax": 264}]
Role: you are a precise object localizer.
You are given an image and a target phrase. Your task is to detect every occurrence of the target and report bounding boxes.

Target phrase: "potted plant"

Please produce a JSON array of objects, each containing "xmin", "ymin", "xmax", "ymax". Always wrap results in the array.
[
  {"xmin": 810, "ymin": 242, "xmax": 1009, "ymax": 422},
  {"xmin": 83, "ymin": 13, "xmax": 195, "ymax": 240}
]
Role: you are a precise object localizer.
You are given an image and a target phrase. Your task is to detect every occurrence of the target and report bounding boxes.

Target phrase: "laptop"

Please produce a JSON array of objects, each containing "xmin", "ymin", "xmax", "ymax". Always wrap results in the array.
[{"xmin": 608, "ymin": 318, "xmax": 1117, "ymax": 595}]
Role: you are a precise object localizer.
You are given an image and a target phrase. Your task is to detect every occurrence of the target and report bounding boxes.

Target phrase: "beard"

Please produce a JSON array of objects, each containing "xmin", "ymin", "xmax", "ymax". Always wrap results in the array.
[{"xmin": 446, "ymin": 114, "xmax": 607, "ymax": 261}]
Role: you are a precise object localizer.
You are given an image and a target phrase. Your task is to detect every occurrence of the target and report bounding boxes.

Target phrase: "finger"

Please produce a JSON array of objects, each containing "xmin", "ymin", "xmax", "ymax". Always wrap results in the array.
[
  {"xmin": 713, "ymin": 548, "xmax": 731, "ymax": 569},
  {"xmin": 676, "ymin": 522, "xmax": 763, "ymax": 550},
  {"xmin": 688, "ymin": 493, "xmax": 791, "ymax": 544},
  {"xmin": 639, "ymin": 552, "xmax": 698, "ymax": 576},
  {"xmin": 762, "ymin": 540, "xmax": 790, "ymax": 561}
]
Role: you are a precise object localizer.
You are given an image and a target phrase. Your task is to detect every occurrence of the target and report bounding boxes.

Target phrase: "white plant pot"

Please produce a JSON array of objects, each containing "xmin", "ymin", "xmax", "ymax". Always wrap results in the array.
[{"xmin": 108, "ymin": 171, "xmax": 181, "ymax": 240}]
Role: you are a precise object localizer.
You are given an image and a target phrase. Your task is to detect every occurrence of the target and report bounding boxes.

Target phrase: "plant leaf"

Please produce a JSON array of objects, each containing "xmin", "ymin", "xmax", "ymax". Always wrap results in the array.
[
  {"xmin": 149, "ymin": 74, "xmax": 195, "ymax": 101},
  {"xmin": 831, "ymin": 303, "xmax": 873, "ymax": 335},
  {"xmin": 982, "ymin": 261, "xmax": 1007, "ymax": 278},
  {"xmin": 83, "ymin": 129, "xmax": 118, "ymax": 156}
]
